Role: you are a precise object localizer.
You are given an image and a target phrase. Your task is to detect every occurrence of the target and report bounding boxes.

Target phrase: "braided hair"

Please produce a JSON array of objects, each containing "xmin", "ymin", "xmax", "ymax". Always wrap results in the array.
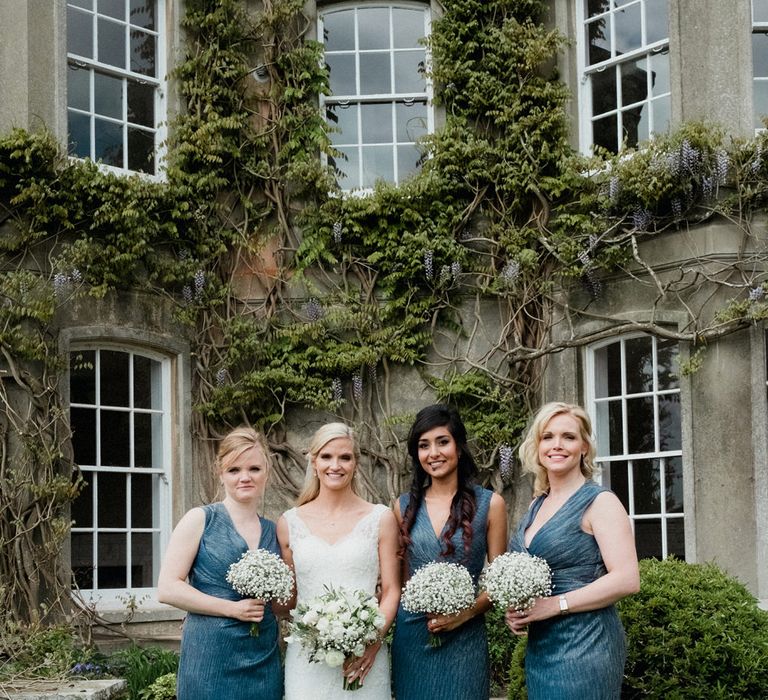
[{"xmin": 399, "ymin": 404, "xmax": 478, "ymax": 561}]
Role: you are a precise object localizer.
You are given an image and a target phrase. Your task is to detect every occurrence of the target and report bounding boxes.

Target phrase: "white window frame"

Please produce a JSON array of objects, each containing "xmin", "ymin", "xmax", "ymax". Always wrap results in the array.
[
  {"xmin": 753, "ymin": 0, "xmax": 768, "ymax": 133},
  {"xmin": 69, "ymin": 345, "xmax": 172, "ymax": 607},
  {"xmin": 586, "ymin": 333, "xmax": 684, "ymax": 559},
  {"xmin": 66, "ymin": 0, "xmax": 167, "ymax": 177},
  {"xmin": 577, "ymin": 0, "xmax": 670, "ymax": 154},
  {"xmin": 319, "ymin": 1, "xmax": 434, "ymax": 192}
]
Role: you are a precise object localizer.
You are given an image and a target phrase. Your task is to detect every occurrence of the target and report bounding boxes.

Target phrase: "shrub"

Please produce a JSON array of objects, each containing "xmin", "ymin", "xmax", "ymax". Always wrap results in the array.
[
  {"xmin": 505, "ymin": 558, "xmax": 768, "ymax": 699},
  {"xmin": 139, "ymin": 671, "xmax": 176, "ymax": 700},
  {"xmin": 108, "ymin": 645, "xmax": 179, "ymax": 700},
  {"xmin": 618, "ymin": 558, "xmax": 768, "ymax": 699}
]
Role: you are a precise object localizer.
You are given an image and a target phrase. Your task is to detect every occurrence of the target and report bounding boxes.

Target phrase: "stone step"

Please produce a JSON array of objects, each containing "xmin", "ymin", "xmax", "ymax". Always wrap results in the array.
[{"xmin": 1, "ymin": 679, "xmax": 126, "ymax": 700}]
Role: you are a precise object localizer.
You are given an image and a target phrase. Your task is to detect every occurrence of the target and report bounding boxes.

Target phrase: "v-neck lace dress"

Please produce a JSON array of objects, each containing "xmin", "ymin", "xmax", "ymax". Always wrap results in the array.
[
  {"xmin": 283, "ymin": 504, "xmax": 392, "ymax": 700},
  {"xmin": 508, "ymin": 480, "xmax": 627, "ymax": 700},
  {"xmin": 176, "ymin": 502, "xmax": 282, "ymax": 700},
  {"xmin": 391, "ymin": 485, "xmax": 492, "ymax": 700}
]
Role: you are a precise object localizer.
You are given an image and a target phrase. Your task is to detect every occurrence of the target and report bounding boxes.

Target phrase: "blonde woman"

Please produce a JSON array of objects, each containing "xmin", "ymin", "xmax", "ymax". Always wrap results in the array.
[
  {"xmin": 158, "ymin": 427, "xmax": 282, "ymax": 700},
  {"xmin": 277, "ymin": 423, "xmax": 400, "ymax": 699},
  {"xmin": 506, "ymin": 402, "xmax": 640, "ymax": 699}
]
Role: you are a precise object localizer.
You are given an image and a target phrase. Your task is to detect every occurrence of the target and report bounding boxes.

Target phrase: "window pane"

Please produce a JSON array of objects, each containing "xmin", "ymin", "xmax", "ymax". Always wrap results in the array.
[
  {"xmin": 361, "ymin": 145, "xmax": 394, "ymax": 187},
  {"xmin": 394, "ymin": 51, "xmax": 425, "ymax": 93},
  {"xmin": 605, "ymin": 460, "xmax": 629, "ymax": 509},
  {"xmin": 70, "ymin": 0, "xmax": 93, "ymax": 9},
  {"xmin": 323, "ymin": 10, "xmax": 355, "ymax": 51},
  {"xmin": 131, "ymin": 532, "xmax": 154, "ymax": 586},
  {"xmin": 658, "ymin": 395, "xmax": 681, "ymax": 451},
  {"xmin": 614, "ymin": 2, "xmax": 641, "ymax": 55},
  {"xmin": 68, "ymin": 64, "xmax": 91, "ymax": 111},
  {"xmin": 361, "ymin": 103, "xmax": 392, "ymax": 143},
  {"xmin": 587, "ymin": 17, "xmax": 611, "ymax": 65},
  {"xmin": 98, "ymin": 533, "xmax": 127, "ymax": 588},
  {"xmin": 396, "ymin": 101, "xmax": 428, "ymax": 142},
  {"xmin": 101, "ymin": 350, "xmax": 129, "ymax": 406},
  {"xmin": 757, "ymin": 0, "xmax": 768, "ymax": 22},
  {"xmin": 100, "ymin": 409, "xmax": 130, "ymax": 466},
  {"xmin": 649, "ymin": 51, "xmax": 670, "ymax": 96},
  {"xmin": 359, "ymin": 53, "xmax": 392, "ymax": 94},
  {"xmin": 130, "ymin": 0, "xmax": 155, "ymax": 30},
  {"xmin": 397, "ymin": 144, "xmax": 421, "ymax": 183},
  {"xmin": 646, "ymin": 0, "xmax": 668, "ymax": 43},
  {"xmin": 68, "ymin": 111, "xmax": 91, "ymax": 158},
  {"xmin": 634, "ymin": 519, "xmax": 662, "ymax": 559},
  {"xmin": 327, "ymin": 54, "xmax": 357, "ymax": 95},
  {"xmin": 666, "ymin": 518, "xmax": 685, "ymax": 558},
  {"xmin": 665, "ymin": 456, "xmax": 683, "ymax": 513},
  {"xmin": 130, "ymin": 29, "xmax": 156, "ymax": 76},
  {"xmin": 592, "ymin": 67, "xmax": 618, "ymax": 115},
  {"xmin": 131, "ymin": 473, "xmax": 153, "ymax": 527},
  {"xmin": 71, "ymin": 407, "xmax": 97, "ymax": 465},
  {"xmin": 633, "ymin": 458, "xmax": 660, "ymax": 514},
  {"xmin": 98, "ymin": 471, "xmax": 127, "ymax": 527},
  {"xmin": 358, "ymin": 8, "xmax": 390, "ymax": 50},
  {"xmin": 651, "ymin": 94, "xmax": 670, "ymax": 136},
  {"xmin": 94, "ymin": 72, "xmax": 123, "ymax": 119},
  {"xmin": 625, "ymin": 336, "xmax": 653, "ymax": 394},
  {"xmin": 621, "ymin": 57, "xmax": 649, "ymax": 107},
  {"xmin": 327, "ymin": 103, "xmax": 358, "ymax": 145},
  {"xmin": 98, "ymin": 0, "xmax": 124, "ymax": 20},
  {"xmin": 134, "ymin": 412, "xmax": 154, "ymax": 468},
  {"xmin": 95, "ymin": 118, "xmax": 123, "ymax": 166},
  {"xmin": 98, "ymin": 17, "xmax": 126, "ymax": 68},
  {"xmin": 626, "ymin": 396, "xmax": 655, "ymax": 453},
  {"xmin": 70, "ymin": 350, "xmax": 96, "ymax": 403},
  {"xmin": 133, "ymin": 355, "xmax": 152, "ymax": 408},
  {"xmin": 71, "ymin": 471, "xmax": 94, "ymax": 527},
  {"xmin": 392, "ymin": 8, "xmax": 425, "ymax": 48},
  {"xmin": 593, "ymin": 113, "xmax": 618, "ymax": 152},
  {"xmin": 127, "ymin": 128, "xmax": 155, "ymax": 173},
  {"xmin": 622, "ymin": 103, "xmax": 648, "ymax": 148},
  {"xmin": 68, "ymin": 7, "xmax": 93, "ymax": 58},
  {"xmin": 754, "ymin": 81, "xmax": 768, "ymax": 129},
  {"xmin": 330, "ymin": 147, "xmax": 360, "ymax": 189},
  {"xmin": 71, "ymin": 533, "xmax": 94, "ymax": 589},
  {"xmin": 595, "ymin": 399, "xmax": 623, "ymax": 455},
  {"xmin": 594, "ymin": 342, "xmax": 622, "ymax": 398}
]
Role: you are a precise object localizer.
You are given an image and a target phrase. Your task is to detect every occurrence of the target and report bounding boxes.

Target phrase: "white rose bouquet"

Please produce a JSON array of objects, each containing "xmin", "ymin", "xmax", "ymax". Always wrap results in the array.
[
  {"xmin": 400, "ymin": 561, "xmax": 476, "ymax": 647},
  {"xmin": 480, "ymin": 551, "xmax": 552, "ymax": 611},
  {"xmin": 225, "ymin": 549, "xmax": 294, "ymax": 636},
  {"xmin": 286, "ymin": 586, "xmax": 386, "ymax": 691}
]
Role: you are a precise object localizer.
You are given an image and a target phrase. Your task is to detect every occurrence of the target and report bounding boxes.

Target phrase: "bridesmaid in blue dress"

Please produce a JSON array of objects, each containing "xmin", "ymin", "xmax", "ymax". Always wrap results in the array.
[
  {"xmin": 392, "ymin": 405, "xmax": 507, "ymax": 700},
  {"xmin": 158, "ymin": 427, "xmax": 283, "ymax": 700},
  {"xmin": 506, "ymin": 402, "xmax": 640, "ymax": 700}
]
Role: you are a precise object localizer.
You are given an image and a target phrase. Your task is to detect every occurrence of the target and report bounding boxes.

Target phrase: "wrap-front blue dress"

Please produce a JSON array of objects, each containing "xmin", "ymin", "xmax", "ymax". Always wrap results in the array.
[
  {"xmin": 391, "ymin": 485, "xmax": 492, "ymax": 700},
  {"xmin": 508, "ymin": 480, "xmax": 627, "ymax": 700},
  {"xmin": 176, "ymin": 502, "xmax": 283, "ymax": 700}
]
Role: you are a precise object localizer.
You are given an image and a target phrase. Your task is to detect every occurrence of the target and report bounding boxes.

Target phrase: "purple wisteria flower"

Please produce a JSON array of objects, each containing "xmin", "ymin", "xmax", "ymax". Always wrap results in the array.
[
  {"xmin": 671, "ymin": 198, "xmax": 683, "ymax": 219},
  {"xmin": 332, "ymin": 377, "xmax": 343, "ymax": 402},
  {"xmin": 304, "ymin": 297, "xmax": 323, "ymax": 321},
  {"xmin": 752, "ymin": 144, "xmax": 763, "ymax": 174},
  {"xmin": 749, "ymin": 286, "xmax": 765, "ymax": 302},
  {"xmin": 499, "ymin": 443, "xmax": 513, "ymax": 482},
  {"xmin": 352, "ymin": 372, "xmax": 363, "ymax": 401},
  {"xmin": 216, "ymin": 368, "xmax": 229, "ymax": 386},
  {"xmin": 194, "ymin": 269, "xmax": 205, "ymax": 298},
  {"xmin": 332, "ymin": 221, "xmax": 343, "ymax": 243},
  {"xmin": 450, "ymin": 261, "xmax": 461, "ymax": 280},
  {"xmin": 715, "ymin": 150, "xmax": 729, "ymax": 184},
  {"xmin": 632, "ymin": 209, "xmax": 652, "ymax": 231},
  {"xmin": 367, "ymin": 361, "xmax": 377, "ymax": 384},
  {"xmin": 182, "ymin": 285, "xmax": 193, "ymax": 304},
  {"xmin": 701, "ymin": 176, "xmax": 715, "ymax": 200},
  {"xmin": 424, "ymin": 250, "xmax": 434, "ymax": 280},
  {"xmin": 501, "ymin": 260, "xmax": 520, "ymax": 284},
  {"xmin": 608, "ymin": 175, "xmax": 620, "ymax": 201}
]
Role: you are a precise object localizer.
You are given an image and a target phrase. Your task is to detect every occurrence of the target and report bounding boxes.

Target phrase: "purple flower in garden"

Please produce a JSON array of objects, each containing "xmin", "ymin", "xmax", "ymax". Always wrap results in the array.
[
  {"xmin": 182, "ymin": 285, "xmax": 193, "ymax": 304},
  {"xmin": 439, "ymin": 265, "xmax": 451, "ymax": 285},
  {"xmin": 666, "ymin": 150, "xmax": 681, "ymax": 177},
  {"xmin": 499, "ymin": 443, "xmax": 513, "ymax": 482},
  {"xmin": 424, "ymin": 250, "xmax": 434, "ymax": 280},
  {"xmin": 671, "ymin": 199, "xmax": 683, "ymax": 219},
  {"xmin": 332, "ymin": 377, "xmax": 343, "ymax": 402},
  {"xmin": 71, "ymin": 268, "xmax": 82, "ymax": 283},
  {"xmin": 608, "ymin": 176, "xmax": 620, "ymax": 201},
  {"xmin": 749, "ymin": 286, "xmax": 765, "ymax": 302},
  {"xmin": 194, "ymin": 269, "xmax": 205, "ymax": 298},
  {"xmin": 631, "ymin": 209, "xmax": 652, "ymax": 231},
  {"xmin": 352, "ymin": 372, "xmax": 363, "ymax": 401},
  {"xmin": 332, "ymin": 221, "xmax": 343, "ymax": 243},
  {"xmin": 578, "ymin": 251, "xmax": 591, "ymax": 267},
  {"xmin": 715, "ymin": 150, "xmax": 729, "ymax": 184},
  {"xmin": 304, "ymin": 297, "xmax": 323, "ymax": 321},
  {"xmin": 501, "ymin": 260, "xmax": 520, "ymax": 284},
  {"xmin": 450, "ymin": 261, "xmax": 461, "ymax": 280},
  {"xmin": 216, "ymin": 368, "xmax": 229, "ymax": 386},
  {"xmin": 681, "ymin": 140, "xmax": 701, "ymax": 174},
  {"xmin": 701, "ymin": 176, "xmax": 715, "ymax": 200},
  {"xmin": 367, "ymin": 361, "xmax": 377, "ymax": 384},
  {"xmin": 752, "ymin": 144, "xmax": 763, "ymax": 174}
]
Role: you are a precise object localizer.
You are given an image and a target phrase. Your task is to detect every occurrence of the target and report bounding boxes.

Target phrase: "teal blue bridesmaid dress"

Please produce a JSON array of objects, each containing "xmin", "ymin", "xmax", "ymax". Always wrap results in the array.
[
  {"xmin": 176, "ymin": 503, "xmax": 283, "ymax": 700},
  {"xmin": 508, "ymin": 480, "xmax": 627, "ymax": 700},
  {"xmin": 392, "ymin": 485, "xmax": 492, "ymax": 700}
]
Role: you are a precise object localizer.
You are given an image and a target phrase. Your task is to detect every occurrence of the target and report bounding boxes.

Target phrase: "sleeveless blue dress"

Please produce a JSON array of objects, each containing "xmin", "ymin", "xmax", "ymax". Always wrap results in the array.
[
  {"xmin": 508, "ymin": 480, "xmax": 627, "ymax": 700},
  {"xmin": 176, "ymin": 503, "xmax": 283, "ymax": 700},
  {"xmin": 391, "ymin": 485, "xmax": 492, "ymax": 700}
]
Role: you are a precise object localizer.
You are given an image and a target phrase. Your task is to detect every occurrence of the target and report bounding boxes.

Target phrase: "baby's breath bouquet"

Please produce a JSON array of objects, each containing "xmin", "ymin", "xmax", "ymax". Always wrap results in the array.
[
  {"xmin": 286, "ymin": 586, "xmax": 385, "ymax": 691},
  {"xmin": 226, "ymin": 549, "xmax": 294, "ymax": 636},
  {"xmin": 480, "ymin": 551, "xmax": 552, "ymax": 611},
  {"xmin": 400, "ymin": 562, "xmax": 476, "ymax": 647}
]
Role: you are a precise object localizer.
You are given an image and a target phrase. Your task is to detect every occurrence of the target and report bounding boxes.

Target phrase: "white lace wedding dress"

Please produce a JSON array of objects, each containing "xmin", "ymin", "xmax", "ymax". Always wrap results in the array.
[{"xmin": 283, "ymin": 504, "xmax": 392, "ymax": 700}]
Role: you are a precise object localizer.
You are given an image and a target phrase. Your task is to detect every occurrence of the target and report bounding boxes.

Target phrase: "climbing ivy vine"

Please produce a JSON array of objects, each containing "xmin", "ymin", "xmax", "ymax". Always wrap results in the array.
[{"xmin": 1, "ymin": 0, "xmax": 768, "ymax": 635}]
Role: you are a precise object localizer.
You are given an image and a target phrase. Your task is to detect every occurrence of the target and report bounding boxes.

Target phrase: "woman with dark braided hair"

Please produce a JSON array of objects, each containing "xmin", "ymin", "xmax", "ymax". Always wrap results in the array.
[{"xmin": 391, "ymin": 404, "xmax": 507, "ymax": 699}]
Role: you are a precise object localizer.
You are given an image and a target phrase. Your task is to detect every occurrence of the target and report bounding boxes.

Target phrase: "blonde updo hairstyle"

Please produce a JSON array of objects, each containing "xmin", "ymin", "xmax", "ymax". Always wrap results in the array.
[
  {"xmin": 518, "ymin": 402, "xmax": 596, "ymax": 496},
  {"xmin": 216, "ymin": 426, "xmax": 272, "ymax": 475},
  {"xmin": 296, "ymin": 422, "xmax": 361, "ymax": 506}
]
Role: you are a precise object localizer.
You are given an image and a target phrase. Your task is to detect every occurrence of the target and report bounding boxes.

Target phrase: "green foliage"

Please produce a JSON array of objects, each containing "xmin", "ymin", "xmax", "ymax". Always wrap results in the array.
[
  {"xmin": 486, "ymin": 605, "xmax": 525, "ymax": 697},
  {"xmin": 138, "ymin": 671, "xmax": 177, "ymax": 700},
  {"xmin": 618, "ymin": 558, "xmax": 768, "ymax": 699},
  {"xmin": 108, "ymin": 645, "xmax": 179, "ymax": 700}
]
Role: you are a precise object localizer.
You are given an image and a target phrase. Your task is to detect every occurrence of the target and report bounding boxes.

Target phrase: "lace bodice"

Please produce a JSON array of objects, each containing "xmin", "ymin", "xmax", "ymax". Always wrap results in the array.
[{"xmin": 283, "ymin": 504, "xmax": 386, "ymax": 603}]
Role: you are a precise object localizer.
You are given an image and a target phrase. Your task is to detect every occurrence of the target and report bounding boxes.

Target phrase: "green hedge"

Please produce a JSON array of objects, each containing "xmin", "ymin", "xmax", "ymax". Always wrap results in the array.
[{"xmin": 502, "ymin": 558, "xmax": 768, "ymax": 699}]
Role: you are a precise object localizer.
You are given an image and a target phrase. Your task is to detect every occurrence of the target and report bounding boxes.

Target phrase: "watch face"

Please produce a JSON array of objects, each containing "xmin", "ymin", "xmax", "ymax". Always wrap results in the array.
[{"xmin": 559, "ymin": 596, "xmax": 568, "ymax": 613}]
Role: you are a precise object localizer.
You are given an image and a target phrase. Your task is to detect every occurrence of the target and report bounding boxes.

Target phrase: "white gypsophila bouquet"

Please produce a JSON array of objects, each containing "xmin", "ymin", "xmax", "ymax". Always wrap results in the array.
[
  {"xmin": 226, "ymin": 549, "xmax": 294, "ymax": 636},
  {"xmin": 400, "ymin": 562, "xmax": 476, "ymax": 647},
  {"xmin": 286, "ymin": 586, "xmax": 386, "ymax": 691},
  {"xmin": 480, "ymin": 551, "xmax": 552, "ymax": 612}
]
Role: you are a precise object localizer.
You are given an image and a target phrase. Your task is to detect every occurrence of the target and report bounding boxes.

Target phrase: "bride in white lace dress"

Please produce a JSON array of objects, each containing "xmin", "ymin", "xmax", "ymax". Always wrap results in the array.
[{"xmin": 277, "ymin": 423, "xmax": 400, "ymax": 700}]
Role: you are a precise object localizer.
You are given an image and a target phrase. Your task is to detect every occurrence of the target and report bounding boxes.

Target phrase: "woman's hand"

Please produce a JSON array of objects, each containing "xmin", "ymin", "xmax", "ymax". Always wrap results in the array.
[
  {"xmin": 229, "ymin": 598, "xmax": 266, "ymax": 624},
  {"xmin": 343, "ymin": 640, "xmax": 382, "ymax": 685},
  {"xmin": 426, "ymin": 608, "xmax": 472, "ymax": 634},
  {"xmin": 504, "ymin": 596, "xmax": 560, "ymax": 635}
]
